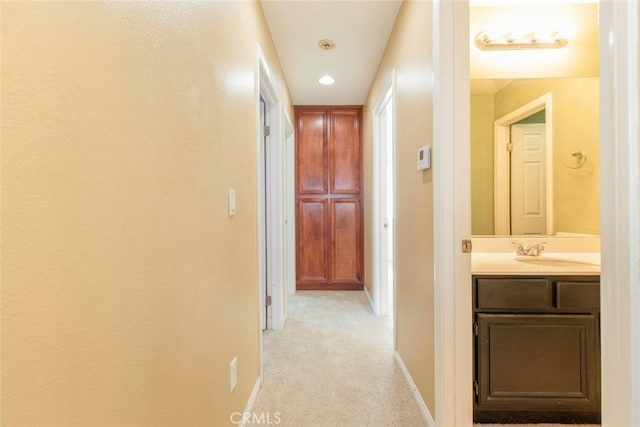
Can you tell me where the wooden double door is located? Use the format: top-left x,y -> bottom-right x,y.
295,106 -> 363,290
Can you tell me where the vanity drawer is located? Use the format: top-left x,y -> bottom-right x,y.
556,281 -> 600,311
477,278 -> 551,310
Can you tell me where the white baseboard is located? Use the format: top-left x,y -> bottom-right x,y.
394,351 -> 436,427
240,377 -> 262,427
363,285 -> 375,313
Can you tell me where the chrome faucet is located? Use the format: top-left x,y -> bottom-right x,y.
512,242 -> 546,256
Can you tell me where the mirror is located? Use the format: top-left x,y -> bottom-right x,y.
470,77 -> 600,236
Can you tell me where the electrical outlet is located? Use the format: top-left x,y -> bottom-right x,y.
230,356 -> 237,393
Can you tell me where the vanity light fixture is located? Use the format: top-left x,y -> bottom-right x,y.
474,31 -> 568,51
318,75 -> 335,85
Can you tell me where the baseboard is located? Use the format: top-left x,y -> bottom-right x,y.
363,285 -> 375,313
240,377 -> 262,427
394,351 -> 436,427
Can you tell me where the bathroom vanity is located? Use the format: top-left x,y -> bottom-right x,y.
472,249 -> 601,423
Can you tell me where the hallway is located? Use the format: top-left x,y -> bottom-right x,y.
2,1 -> 638,425
252,292 -> 425,426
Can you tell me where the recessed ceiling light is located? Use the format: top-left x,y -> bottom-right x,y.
318,75 -> 335,85
318,39 -> 336,50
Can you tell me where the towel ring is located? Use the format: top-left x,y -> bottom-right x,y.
563,151 -> 587,169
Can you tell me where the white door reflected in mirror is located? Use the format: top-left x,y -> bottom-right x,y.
511,123 -> 546,235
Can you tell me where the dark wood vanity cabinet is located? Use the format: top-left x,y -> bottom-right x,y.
473,275 -> 601,423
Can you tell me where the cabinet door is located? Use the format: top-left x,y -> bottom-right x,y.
295,107 -> 363,290
476,314 -> 599,412
330,199 -> 361,283
297,111 -> 327,194
330,110 -> 360,194
296,199 -> 329,284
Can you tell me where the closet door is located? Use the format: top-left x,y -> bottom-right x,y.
296,107 -> 363,290
296,110 -> 329,286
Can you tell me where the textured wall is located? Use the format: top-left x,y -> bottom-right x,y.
363,0 -> 435,414
1,2 -> 289,425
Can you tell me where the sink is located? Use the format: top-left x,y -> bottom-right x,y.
514,256 -> 600,268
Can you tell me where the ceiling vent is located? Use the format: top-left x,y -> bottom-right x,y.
318,39 -> 336,50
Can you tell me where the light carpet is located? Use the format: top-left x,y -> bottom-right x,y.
251,291 -> 426,426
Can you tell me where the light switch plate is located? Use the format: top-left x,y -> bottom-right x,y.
417,145 -> 431,170
228,189 -> 236,216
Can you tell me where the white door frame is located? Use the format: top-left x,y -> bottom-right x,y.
256,44 -> 285,340
284,113 -> 296,298
372,71 -> 397,325
258,94 -> 271,332
599,1 -> 640,425
435,1 -> 640,425
433,1 -> 472,425
494,94 -> 553,235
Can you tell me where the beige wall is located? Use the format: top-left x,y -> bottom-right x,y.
493,78 -> 600,235
363,0 -> 435,414
1,2 -> 290,425
470,95 -> 495,235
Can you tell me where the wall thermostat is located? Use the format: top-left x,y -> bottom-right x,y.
417,145 -> 431,170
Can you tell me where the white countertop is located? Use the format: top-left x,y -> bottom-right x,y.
472,252 -> 601,275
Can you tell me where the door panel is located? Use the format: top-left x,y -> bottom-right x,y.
296,199 -> 329,283
511,123 -> 546,235
330,110 -> 360,194
331,199 -> 361,282
297,111 -> 327,194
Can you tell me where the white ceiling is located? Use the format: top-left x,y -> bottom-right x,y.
260,0 -> 402,106
262,0 -> 597,103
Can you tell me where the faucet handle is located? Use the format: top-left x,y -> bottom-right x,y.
528,242 -> 546,256
511,242 -> 526,255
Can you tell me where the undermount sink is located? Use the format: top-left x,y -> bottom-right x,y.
514,256 -> 600,268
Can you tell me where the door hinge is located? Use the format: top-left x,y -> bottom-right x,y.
473,321 -> 479,336
462,239 -> 473,253
506,142 -> 513,152
266,295 -> 272,306
264,125 -> 271,136
474,380 -> 479,396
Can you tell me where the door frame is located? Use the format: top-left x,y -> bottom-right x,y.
434,1 -> 640,425
494,93 -> 553,235
598,1 -> 640,425
432,1 -> 472,425
258,94 -> 271,332
284,113 -> 296,298
372,70 -> 397,327
256,44 -> 285,338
